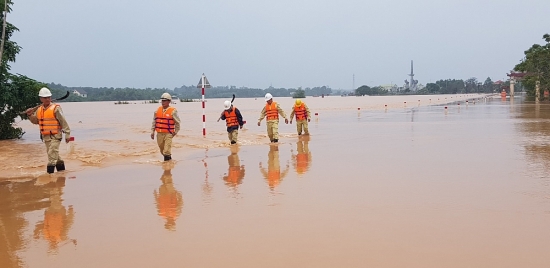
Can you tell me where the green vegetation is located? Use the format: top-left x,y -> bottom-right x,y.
47,83 -> 171,102
292,88 -> 305,98
355,86 -> 388,96
44,83 -> 333,102
174,85 -> 331,99
514,33 -> 550,98
1,1 -> 46,139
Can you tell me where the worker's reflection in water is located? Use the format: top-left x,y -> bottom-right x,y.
223,145 -> 245,191
291,135 -> 312,176
260,145 -> 290,190
33,175 -> 76,254
154,162 -> 183,231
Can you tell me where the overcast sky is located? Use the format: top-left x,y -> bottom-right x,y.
7,0 -> 550,90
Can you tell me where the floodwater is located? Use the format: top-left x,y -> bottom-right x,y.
1,94 -> 549,267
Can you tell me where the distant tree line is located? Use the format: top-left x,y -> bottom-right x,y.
174,85 -> 332,99
355,86 -> 389,96
425,77 -> 504,94
47,83 -> 171,102
45,83 -> 334,102
354,77 -> 507,96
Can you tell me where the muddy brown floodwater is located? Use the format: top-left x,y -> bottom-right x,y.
1,94 -> 549,267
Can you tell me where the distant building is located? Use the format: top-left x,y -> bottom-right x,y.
380,84 -> 399,93
72,89 -> 87,98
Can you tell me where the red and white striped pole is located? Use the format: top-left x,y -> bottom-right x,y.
197,73 -> 210,136
201,74 -> 206,136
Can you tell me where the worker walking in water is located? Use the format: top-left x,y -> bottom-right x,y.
257,93 -> 288,143
218,100 -> 244,145
26,87 -> 71,174
289,99 -> 311,135
151,93 -> 181,161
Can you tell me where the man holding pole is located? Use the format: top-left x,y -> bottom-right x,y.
218,100 -> 244,145
151,93 -> 180,161
26,87 -> 71,174
257,93 -> 288,143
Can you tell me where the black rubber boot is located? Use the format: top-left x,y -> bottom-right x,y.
163,155 -> 172,161
273,139 -> 278,143
47,165 -> 55,174
230,140 -> 236,145
56,161 -> 66,172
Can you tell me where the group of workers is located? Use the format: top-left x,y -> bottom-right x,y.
257,93 -> 311,142
25,88 -> 313,173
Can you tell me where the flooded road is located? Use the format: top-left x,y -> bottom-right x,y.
1,94 -> 550,267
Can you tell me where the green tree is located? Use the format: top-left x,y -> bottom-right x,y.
483,77 -> 494,93
355,85 -> 388,96
464,77 -> 478,93
426,83 -> 440,93
435,79 -> 464,94
292,88 -> 305,98
1,1 -> 45,139
355,85 -> 369,96
514,33 -> 550,97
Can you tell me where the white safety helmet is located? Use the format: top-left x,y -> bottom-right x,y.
160,93 -> 172,100
38,87 -> 52,97
224,100 -> 232,109
264,93 -> 273,101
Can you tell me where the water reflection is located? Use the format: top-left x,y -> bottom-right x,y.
153,162 -> 183,231
259,145 -> 290,190
33,175 -> 76,254
291,136 -> 312,176
222,145 -> 245,191
0,174 -> 76,268
201,149 -> 213,203
0,179 -> 47,268
515,103 -> 550,179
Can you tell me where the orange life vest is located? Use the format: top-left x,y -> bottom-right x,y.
37,104 -> 62,136
267,170 -> 281,188
224,107 -> 239,127
226,166 -> 242,185
296,153 -> 308,174
266,102 -> 279,120
157,190 -> 179,220
43,210 -> 64,244
294,103 -> 307,120
155,107 -> 175,133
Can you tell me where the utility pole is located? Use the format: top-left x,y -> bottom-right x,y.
0,0 -> 8,68
408,60 -> 415,91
